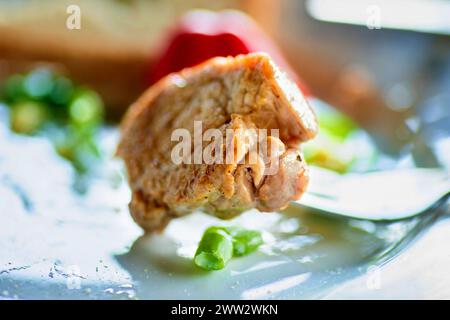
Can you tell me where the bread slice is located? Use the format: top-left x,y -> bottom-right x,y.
118,53 -> 317,232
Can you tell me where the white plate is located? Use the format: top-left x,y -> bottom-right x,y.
0,107 -> 429,300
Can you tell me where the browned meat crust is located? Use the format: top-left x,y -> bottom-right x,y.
118,53 -> 317,232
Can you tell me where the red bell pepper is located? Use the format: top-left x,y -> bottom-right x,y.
147,10 -> 309,95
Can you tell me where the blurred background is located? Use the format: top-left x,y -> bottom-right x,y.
0,0 -> 448,172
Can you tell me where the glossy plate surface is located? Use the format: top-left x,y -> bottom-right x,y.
0,105 -> 448,299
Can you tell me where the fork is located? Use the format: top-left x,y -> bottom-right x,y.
292,167 -> 450,221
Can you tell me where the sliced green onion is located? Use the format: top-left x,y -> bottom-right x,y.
3,74 -> 25,102
10,101 -> 48,134
215,226 -> 263,256
23,68 -> 54,100
69,89 -> 104,126
194,226 -> 264,271
1,68 -> 105,181
317,109 -> 357,141
194,228 -> 233,271
49,76 -> 74,105
303,132 -> 354,174
229,229 -> 263,256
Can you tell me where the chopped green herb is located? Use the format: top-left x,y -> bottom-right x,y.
317,108 -> 357,141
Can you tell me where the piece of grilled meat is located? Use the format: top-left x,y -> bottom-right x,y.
118,53 -> 317,232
